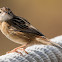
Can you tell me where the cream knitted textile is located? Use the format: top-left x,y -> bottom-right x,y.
0,35 -> 62,62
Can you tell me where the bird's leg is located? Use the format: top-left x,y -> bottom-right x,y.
7,44 -> 28,55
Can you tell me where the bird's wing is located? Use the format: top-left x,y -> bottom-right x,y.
8,16 -> 44,36
8,16 -> 62,49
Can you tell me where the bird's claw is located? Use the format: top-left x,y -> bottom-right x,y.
6,47 -> 28,55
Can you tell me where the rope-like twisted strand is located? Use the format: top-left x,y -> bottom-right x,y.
0,35 -> 62,62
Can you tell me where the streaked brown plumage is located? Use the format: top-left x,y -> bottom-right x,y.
0,7 -> 62,54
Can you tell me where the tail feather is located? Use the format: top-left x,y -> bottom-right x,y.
45,37 -> 62,49
49,39 -> 62,49
37,36 -> 62,49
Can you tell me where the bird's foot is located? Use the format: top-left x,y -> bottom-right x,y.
6,46 -> 28,55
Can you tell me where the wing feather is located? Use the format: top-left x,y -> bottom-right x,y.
8,16 -> 44,36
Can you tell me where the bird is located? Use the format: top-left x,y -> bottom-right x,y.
0,7 -> 62,54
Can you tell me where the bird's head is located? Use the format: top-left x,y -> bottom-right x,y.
0,7 -> 14,22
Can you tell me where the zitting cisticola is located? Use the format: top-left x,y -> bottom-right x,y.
0,7 -> 61,54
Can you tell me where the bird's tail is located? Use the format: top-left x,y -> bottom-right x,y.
46,38 -> 62,49
36,36 -> 62,49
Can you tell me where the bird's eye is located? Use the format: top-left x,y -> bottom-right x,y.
0,12 -> 1,13
9,11 -> 12,13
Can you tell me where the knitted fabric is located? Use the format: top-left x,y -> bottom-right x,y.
0,35 -> 62,62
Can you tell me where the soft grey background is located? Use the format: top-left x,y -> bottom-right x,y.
0,0 -> 62,55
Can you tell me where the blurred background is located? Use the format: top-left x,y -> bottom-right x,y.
0,0 -> 62,55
